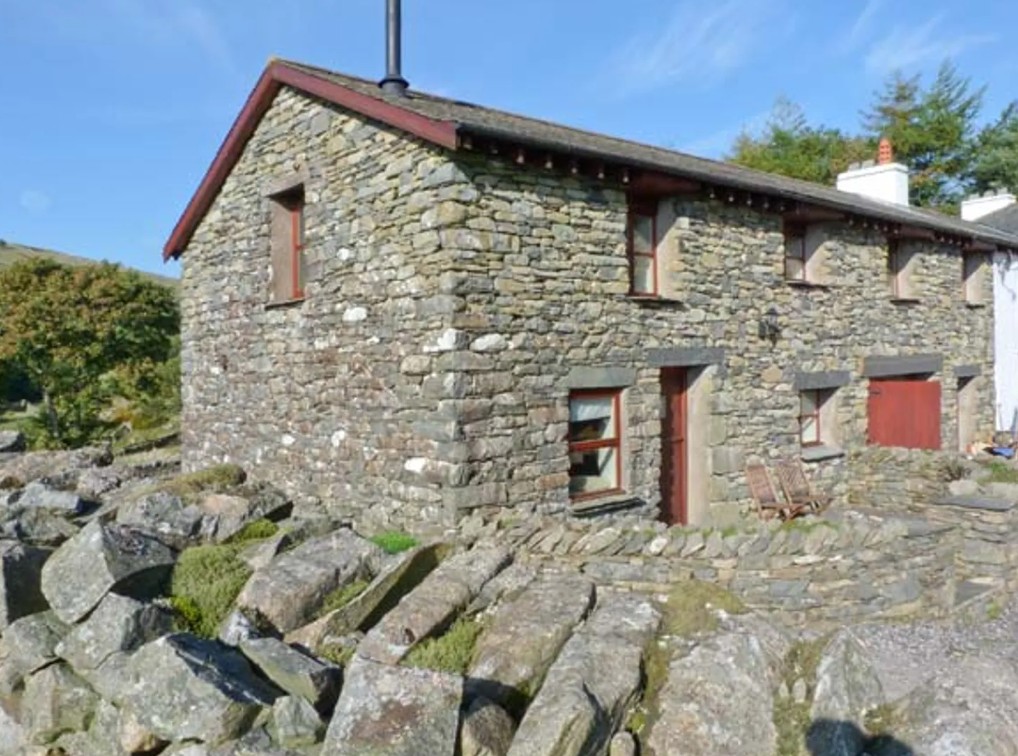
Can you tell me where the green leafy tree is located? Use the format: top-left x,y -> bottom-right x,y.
970,102 -> 1018,195
728,98 -> 875,185
0,259 -> 179,448
862,61 -> 984,209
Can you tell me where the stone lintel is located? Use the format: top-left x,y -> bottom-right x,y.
263,171 -> 308,198
563,366 -> 637,390
862,354 -> 942,378
646,346 -> 724,368
953,364 -> 981,379
794,370 -> 851,391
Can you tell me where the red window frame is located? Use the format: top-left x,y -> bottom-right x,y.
888,240 -> 903,298
288,198 -> 305,300
567,389 -> 623,501
784,223 -> 807,281
627,206 -> 658,296
799,390 -> 822,447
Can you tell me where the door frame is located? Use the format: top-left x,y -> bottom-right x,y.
661,367 -> 688,525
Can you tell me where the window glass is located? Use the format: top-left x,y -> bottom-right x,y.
631,215 -> 654,254
568,392 -> 622,499
569,447 -> 618,495
632,256 -> 655,295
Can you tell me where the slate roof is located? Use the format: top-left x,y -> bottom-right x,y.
165,60 -> 1018,258
978,204 -> 1018,236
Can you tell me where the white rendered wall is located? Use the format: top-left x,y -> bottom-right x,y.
995,251 -> 1018,431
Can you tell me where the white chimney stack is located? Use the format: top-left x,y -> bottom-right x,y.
960,189 -> 1017,222
836,138 -> 910,207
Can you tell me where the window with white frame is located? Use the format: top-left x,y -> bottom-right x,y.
568,390 -> 622,499
799,388 -> 839,449
628,206 -> 657,296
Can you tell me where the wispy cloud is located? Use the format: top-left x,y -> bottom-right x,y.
839,0 -> 882,53
605,0 -> 793,96
19,190 -> 52,215
864,14 -> 996,75
678,109 -> 773,158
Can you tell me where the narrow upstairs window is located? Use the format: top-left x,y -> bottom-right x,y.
270,186 -> 307,303
628,205 -> 658,296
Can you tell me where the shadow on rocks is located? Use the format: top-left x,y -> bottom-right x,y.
806,719 -> 914,756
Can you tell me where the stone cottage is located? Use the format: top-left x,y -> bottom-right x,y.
164,59 -> 1018,528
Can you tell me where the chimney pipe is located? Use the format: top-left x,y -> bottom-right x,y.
379,0 -> 409,96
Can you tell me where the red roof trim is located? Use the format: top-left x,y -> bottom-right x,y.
163,62 -> 459,260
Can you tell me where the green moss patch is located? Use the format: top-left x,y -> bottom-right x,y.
314,579 -> 369,621
369,531 -> 419,555
403,615 -> 487,675
225,519 -> 279,544
169,542 -> 253,638
985,461 -> 1018,484
142,464 -> 247,502
773,636 -> 830,756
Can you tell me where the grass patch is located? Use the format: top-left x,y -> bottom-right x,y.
142,464 -> 246,502
987,599 -> 1004,621
773,636 -> 829,756
985,461 -> 1018,484
314,579 -> 369,621
370,531 -> 419,555
170,542 -> 253,638
225,519 -> 279,544
318,642 -> 357,667
403,614 -> 487,675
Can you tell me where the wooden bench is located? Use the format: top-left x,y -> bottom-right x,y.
745,463 -> 807,520
774,458 -> 832,514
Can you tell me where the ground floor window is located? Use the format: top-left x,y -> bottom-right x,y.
799,388 -> 840,449
568,390 -> 622,499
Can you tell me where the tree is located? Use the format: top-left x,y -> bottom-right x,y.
862,61 -> 984,209
728,98 -> 874,185
0,259 -> 179,448
970,102 -> 1018,195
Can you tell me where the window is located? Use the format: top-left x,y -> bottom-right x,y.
799,388 -> 840,451
269,187 -> 307,302
888,240 -> 916,299
963,253 -> 986,305
568,391 -> 622,499
784,223 -> 807,281
628,206 -> 657,296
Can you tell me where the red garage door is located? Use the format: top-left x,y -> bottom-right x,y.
868,378 -> 941,450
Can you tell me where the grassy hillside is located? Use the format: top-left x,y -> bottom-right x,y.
0,239 -> 178,289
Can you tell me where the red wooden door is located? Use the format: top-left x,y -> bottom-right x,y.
868,378 -> 942,450
661,369 -> 688,525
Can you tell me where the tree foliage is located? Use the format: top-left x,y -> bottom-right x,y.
0,259 -> 179,448
727,60 -> 1008,214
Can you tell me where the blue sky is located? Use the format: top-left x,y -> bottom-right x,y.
1,0 -> 1015,275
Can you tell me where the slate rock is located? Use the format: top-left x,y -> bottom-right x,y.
0,431 -> 24,454
358,544 -> 511,664
468,570 -> 594,710
56,592 -> 173,673
808,629 -> 886,756
221,608 -> 264,647
645,614 -> 789,756
270,695 -> 326,748
0,704 -> 27,754
608,732 -> 638,756
507,593 -> 660,756
199,486 -> 292,543
22,662 -> 100,745
0,611 -> 68,694
236,529 -> 382,633
116,491 -> 204,549
0,540 -> 51,630
322,656 -> 463,755
76,466 -> 125,501
0,445 -> 112,489
0,506 -> 80,546
119,633 -> 281,746
460,696 -> 515,756
16,481 -> 89,515
40,520 -> 176,624
240,637 -> 341,713
286,542 -> 447,650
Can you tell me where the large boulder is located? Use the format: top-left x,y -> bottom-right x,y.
118,633 -> 281,746
468,569 -> 594,711
239,637 -> 341,713
197,484 -> 291,543
115,491 -> 204,549
0,445 -> 112,489
358,544 -> 511,665
883,654 -> 1018,756
0,506 -> 80,546
0,540 -> 51,630
236,529 -> 382,633
40,520 -> 176,624
269,695 -> 326,749
14,480 -> 89,516
56,592 -> 173,673
0,611 -> 68,694
507,593 -> 660,756
460,696 -> 516,756
645,614 -> 789,756
807,629 -> 886,756
322,656 -> 463,755
22,662 -> 100,745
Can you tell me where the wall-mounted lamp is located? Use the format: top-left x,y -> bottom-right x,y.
758,306 -> 780,345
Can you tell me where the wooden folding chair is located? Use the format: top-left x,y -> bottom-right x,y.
745,463 -> 805,520
774,458 -> 832,514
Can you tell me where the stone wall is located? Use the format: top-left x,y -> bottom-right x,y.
180,86 -> 995,527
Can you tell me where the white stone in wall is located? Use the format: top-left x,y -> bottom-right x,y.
338,247 -> 353,262
404,458 -> 428,475
281,434 -> 296,447
424,328 -> 467,353
342,307 -> 367,323
470,334 -> 508,352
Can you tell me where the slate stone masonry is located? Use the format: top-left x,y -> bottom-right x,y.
180,86 -> 995,527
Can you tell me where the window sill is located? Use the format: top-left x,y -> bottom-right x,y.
889,297 -> 921,305
964,301 -> 987,309
786,279 -> 829,290
802,444 -> 845,463
570,491 -> 643,515
265,298 -> 306,310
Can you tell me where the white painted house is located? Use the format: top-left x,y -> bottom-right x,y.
962,191 -> 1018,432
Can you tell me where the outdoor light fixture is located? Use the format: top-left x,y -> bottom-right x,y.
759,306 -> 780,345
